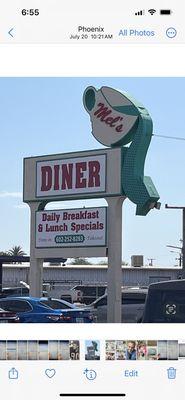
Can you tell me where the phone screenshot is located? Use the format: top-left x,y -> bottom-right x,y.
0,0 -> 185,399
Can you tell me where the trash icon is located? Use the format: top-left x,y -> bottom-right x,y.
167,367 -> 176,379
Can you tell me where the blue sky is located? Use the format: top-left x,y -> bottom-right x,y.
0,77 -> 184,266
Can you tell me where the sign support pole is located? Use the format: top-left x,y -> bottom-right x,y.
29,202 -> 44,297
0,262 -> 2,292
106,196 -> 125,323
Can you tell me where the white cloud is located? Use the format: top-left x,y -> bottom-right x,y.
0,191 -> 22,198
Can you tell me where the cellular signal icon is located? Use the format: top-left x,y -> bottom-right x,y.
135,10 -> 145,15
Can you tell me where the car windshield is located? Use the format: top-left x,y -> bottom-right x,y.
91,292 -> 147,307
0,300 -> 32,312
1,288 -> 29,295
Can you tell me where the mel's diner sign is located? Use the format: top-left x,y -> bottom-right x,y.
23,85 -> 160,253
83,86 -> 139,147
36,154 -> 106,197
36,207 -> 107,248
23,85 -> 160,313
23,148 -> 123,202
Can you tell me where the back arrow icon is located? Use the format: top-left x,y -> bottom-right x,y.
8,28 -> 14,37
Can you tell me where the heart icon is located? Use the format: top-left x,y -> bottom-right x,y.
45,369 -> 56,378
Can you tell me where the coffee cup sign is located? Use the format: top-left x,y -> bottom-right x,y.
83,85 -> 160,216
83,86 -> 140,147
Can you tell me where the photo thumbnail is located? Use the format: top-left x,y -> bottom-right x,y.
105,340 -> 181,360
0,340 -> 80,360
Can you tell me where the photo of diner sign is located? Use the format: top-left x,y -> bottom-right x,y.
36,207 -> 107,248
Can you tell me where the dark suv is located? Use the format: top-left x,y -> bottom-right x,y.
142,279 -> 185,323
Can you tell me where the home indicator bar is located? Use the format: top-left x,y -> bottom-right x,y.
59,395 -> 126,398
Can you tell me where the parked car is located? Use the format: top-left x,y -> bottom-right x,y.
60,288 -> 79,303
142,279 -> 185,323
88,288 -> 147,322
0,287 -> 29,298
0,307 -> 20,323
0,287 -> 47,298
71,285 -> 107,304
0,297 -> 95,323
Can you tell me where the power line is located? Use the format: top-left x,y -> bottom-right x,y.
153,133 -> 185,141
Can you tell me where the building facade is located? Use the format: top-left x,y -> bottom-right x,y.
2,264 -> 182,288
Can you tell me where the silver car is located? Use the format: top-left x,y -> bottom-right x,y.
88,288 -> 148,323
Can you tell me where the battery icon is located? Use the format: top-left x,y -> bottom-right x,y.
160,9 -> 172,15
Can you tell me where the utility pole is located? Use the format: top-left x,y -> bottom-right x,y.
147,258 -> 156,266
165,204 -> 185,278
169,250 -> 182,267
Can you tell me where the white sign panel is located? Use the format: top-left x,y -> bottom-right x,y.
23,148 -> 123,202
36,207 -> 107,248
83,86 -> 138,147
36,154 -> 106,198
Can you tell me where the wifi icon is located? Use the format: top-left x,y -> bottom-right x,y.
148,9 -> 156,15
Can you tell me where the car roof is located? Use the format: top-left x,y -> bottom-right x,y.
1,287 -> 28,291
0,296 -> 44,301
148,279 -> 185,290
73,284 -> 107,288
0,296 -> 73,304
90,288 -> 147,305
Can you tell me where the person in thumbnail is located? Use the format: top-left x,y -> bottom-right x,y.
137,342 -> 147,359
125,341 -> 137,360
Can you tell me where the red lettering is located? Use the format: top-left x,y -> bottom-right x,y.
40,158 -> 103,194
75,162 -> 87,188
94,103 -> 124,134
88,161 -> 100,187
54,165 -> 59,190
94,103 -> 112,121
116,124 -> 123,132
110,117 -> 122,127
104,117 -> 114,124
61,164 -> 73,189
41,166 -> 52,191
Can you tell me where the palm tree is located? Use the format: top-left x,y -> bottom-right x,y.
8,246 -> 26,257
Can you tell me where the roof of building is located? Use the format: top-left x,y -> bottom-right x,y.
1,263 -> 182,271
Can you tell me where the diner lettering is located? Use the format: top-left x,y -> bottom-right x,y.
40,160 -> 101,192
